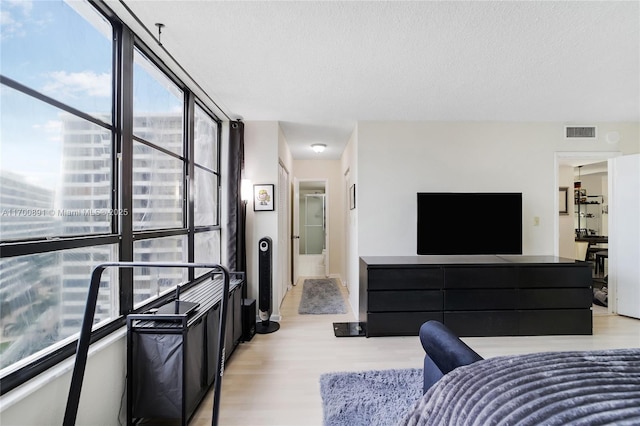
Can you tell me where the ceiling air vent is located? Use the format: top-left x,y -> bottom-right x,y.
565,126 -> 597,139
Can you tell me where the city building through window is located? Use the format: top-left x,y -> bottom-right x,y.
0,0 -> 222,392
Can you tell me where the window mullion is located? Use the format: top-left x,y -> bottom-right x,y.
118,26 -> 135,315
186,93 -> 196,281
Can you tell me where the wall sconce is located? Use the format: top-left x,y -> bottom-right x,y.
241,179 -> 252,202
311,143 -> 326,153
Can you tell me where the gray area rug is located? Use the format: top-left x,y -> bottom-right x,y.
320,368 -> 423,426
298,278 -> 347,314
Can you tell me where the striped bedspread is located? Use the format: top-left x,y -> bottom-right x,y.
402,348 -> 640,425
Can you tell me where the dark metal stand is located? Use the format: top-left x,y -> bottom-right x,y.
62,262 -> 230,426
255,320 -> 280,334
333,322 -> 366,337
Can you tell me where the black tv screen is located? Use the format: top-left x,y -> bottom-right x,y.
417,192 -> 522,255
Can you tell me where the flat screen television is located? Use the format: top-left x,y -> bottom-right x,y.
417,192 -> 522,255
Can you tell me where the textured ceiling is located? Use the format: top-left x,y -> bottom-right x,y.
108,0 -> 639,159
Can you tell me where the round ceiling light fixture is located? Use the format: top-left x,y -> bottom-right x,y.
311,143 -> 327,153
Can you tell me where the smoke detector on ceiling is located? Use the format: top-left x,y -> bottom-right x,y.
605,131 -> 621,144
564,125 -> 597,140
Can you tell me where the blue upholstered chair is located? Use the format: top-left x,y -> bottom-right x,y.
419,320 -> 484,393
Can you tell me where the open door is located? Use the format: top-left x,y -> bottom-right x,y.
609,154 -> 640,319
292,177 -> 300,284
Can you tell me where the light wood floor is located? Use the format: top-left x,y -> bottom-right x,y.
190,278 -> 640,426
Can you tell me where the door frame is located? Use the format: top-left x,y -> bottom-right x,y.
292,178 -> 329,283
344,168 -> 352,291
278,162 -> 291,303
554,151 -> 621,313
554,151 -> 621,254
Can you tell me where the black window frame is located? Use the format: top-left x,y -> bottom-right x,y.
0,0 -> 223,395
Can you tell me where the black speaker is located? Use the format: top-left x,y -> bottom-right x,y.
258,237 -> 272,315
256,237 -> 279,334
241,298 -> 256,341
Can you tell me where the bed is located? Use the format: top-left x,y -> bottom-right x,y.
402,348 -> 640,425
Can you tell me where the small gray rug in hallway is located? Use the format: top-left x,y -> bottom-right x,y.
298,278 -> 347,314
320,368 -> 423,426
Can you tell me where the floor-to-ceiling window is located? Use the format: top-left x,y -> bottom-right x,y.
0,0 -> 221,393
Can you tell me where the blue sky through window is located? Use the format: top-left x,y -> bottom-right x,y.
1,0 -> 184,190
1,0 -> 112,190
1,0 -> 113,114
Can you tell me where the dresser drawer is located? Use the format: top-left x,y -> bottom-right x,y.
518,288 -> 592,309
368,267 -> 443,290
518,266 -> 591,288
444,267 -> 517,289
519,309 -> 592,335
444,289 -> 517,310
369,290 -> 442,312
367,312 -> 443,336
444,310 -> 519,337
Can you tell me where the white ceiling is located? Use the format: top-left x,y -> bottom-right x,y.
108,0 -> 639,159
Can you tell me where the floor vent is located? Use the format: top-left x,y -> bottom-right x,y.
565,126 -> 597,139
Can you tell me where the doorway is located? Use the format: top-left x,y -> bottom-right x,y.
555,151 -> 620,314
556,152 -> 619,255
293,179 -> 329,280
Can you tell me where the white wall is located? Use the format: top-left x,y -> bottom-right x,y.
278,125 -> 294,299
341,126 -> 359,316
358,122 -> 551,255
279,125 -> 294,175
243,121 -> 292,319
356,121 -> 639,257
0,333 -> 126,426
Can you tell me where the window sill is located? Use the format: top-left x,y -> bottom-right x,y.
0,327 -> 126,412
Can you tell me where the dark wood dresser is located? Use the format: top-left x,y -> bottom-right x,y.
359,255 -> 592,337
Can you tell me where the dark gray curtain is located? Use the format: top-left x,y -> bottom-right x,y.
226,121 -> 245,278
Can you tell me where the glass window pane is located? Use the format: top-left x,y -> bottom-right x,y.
194,231 -> 221,278
194,168 -> 217,227
0,86 -> 113,240
194,105 -> 217,171
133,236 -> 188,307
0,0 -> 113,120
133,49 -> 184,155
0,245 -> 118,373
132,142 -> 184,230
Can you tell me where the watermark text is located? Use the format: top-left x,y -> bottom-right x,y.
1,208 -> 129,217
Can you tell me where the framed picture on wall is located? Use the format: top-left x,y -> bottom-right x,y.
349,184 -> 356,210
254,184 -> 275,211
559,187 -> 569,215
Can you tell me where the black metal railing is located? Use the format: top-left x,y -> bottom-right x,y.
62,262 -> 230,426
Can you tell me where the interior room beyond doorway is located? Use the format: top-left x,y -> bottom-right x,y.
297,180 -> 328,277
557,154 -> 615,315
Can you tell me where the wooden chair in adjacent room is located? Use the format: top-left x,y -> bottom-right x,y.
575,241 -> 589,262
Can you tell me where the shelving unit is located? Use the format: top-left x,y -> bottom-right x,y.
575,195 -> 604,237
126,273 -> 244,425
63,263 -> 236,426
